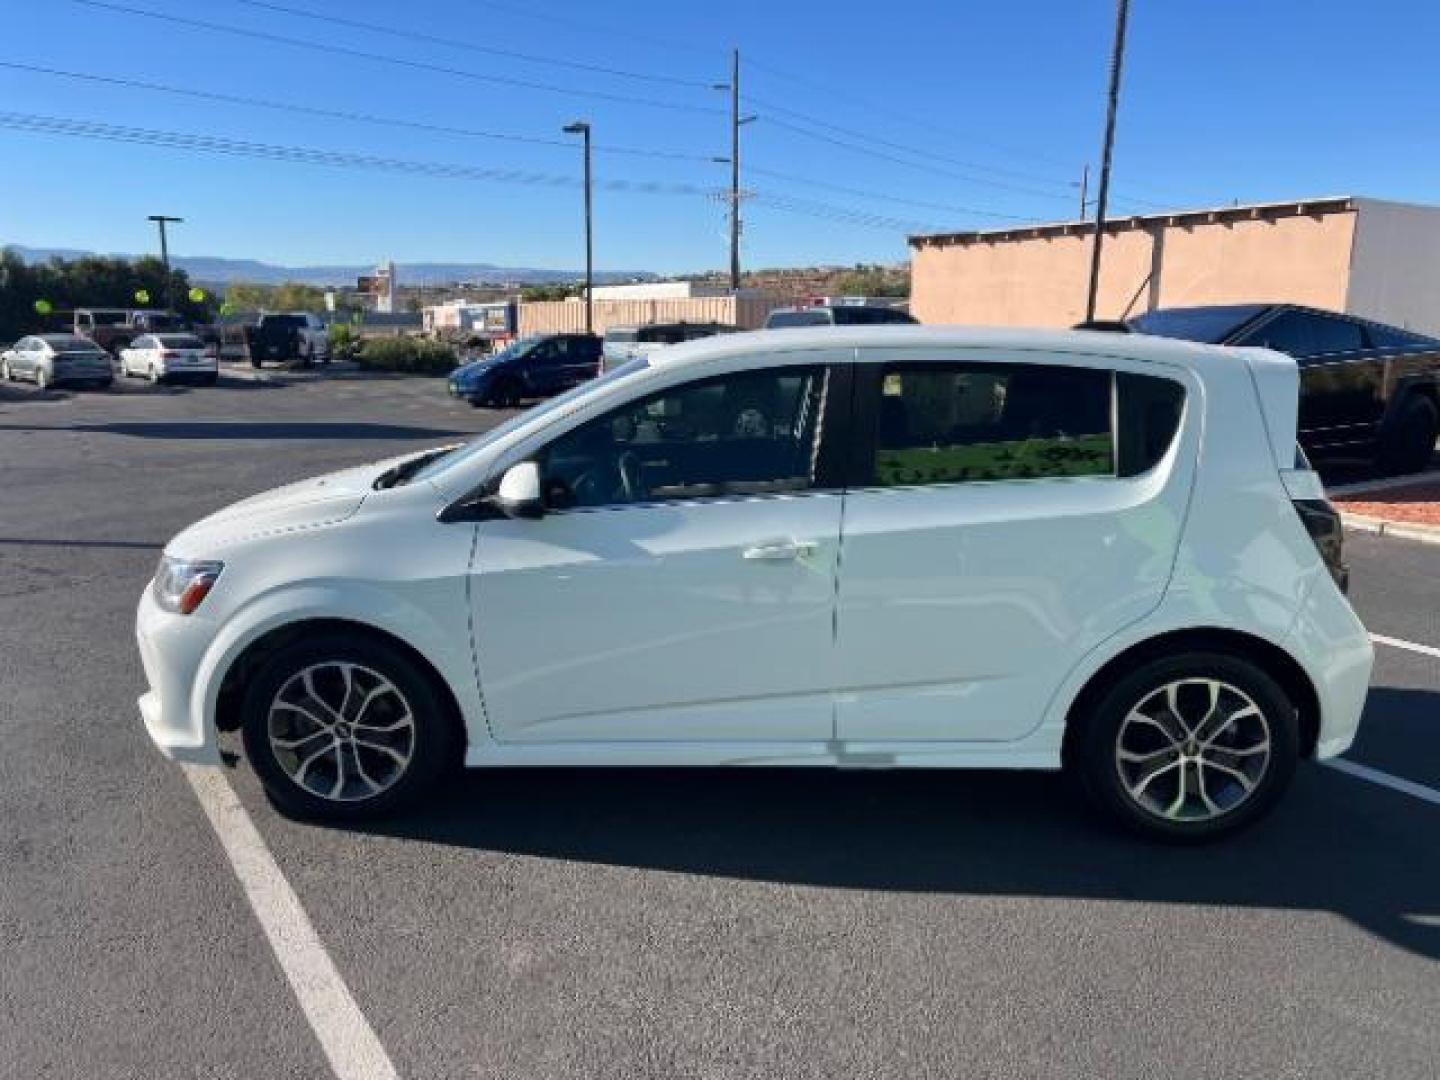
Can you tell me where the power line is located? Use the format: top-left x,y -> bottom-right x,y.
232,0 -> 714,88
743,55 -> 1079,171
0,109 -> 968,235
0,110 -> 712,194
745,94 -> 1082,192
747,165 -> 1034,222
0,61 -> 717,163
69,0 -> 724,116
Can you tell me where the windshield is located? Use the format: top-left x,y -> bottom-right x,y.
604,329 -> 638,344
767,310 -> 832,328
413,357 -> 650,485
1129,305 -> 1269,344
486,336 -> 544,362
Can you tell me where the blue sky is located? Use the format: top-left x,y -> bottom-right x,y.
2,0 -> 1437,275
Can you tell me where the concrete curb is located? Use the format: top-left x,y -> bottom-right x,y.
1341,512 -> 1440,546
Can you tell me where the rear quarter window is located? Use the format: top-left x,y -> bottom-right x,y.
866,362 -> 1184,486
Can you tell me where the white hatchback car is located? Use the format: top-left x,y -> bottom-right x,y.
137,326 -> 1373,840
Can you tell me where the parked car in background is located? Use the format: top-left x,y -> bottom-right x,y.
1127,304 -> 1440,474
139,326 -> 1371,840
118,333 -> 218,385
601,321 -> 740,372
73,308 -> 186,356
1,334 -> 113,390
244,312 -> 330,367
447,333 -> 601,407
765,304 -> 916,329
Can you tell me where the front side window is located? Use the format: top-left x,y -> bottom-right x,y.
541,365 -> 828,509
866,362 -> 1183,487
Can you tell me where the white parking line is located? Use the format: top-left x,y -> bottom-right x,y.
1325,758 -> 1440,807
183,765 -> 399,1080
1370,632 -> 1440,660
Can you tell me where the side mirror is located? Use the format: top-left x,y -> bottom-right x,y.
491,461 -> 544,519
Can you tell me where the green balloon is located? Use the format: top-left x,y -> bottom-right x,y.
135,289 -> 151,305
188,287 -> 206,303
33,299 -> 53,315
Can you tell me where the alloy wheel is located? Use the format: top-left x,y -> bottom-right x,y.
1114,678 -> 1272,822
266,661 -> 417,802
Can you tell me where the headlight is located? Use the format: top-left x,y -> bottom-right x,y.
152,556 -> 224,615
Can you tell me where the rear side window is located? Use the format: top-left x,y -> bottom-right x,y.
865,363 -> 1184,487
1241,311 -> 1362,358
767,310 -> 832,328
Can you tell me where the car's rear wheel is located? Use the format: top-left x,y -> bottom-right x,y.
240,633 -> 459,820
1378,393 -> 1439,475
34,367 -> 49,390
1,359 -> 11,381
1069,652 -> 1299,842
147,365 -> 162,385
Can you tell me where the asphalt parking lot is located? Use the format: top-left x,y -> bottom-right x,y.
2,371 -> 1437,1080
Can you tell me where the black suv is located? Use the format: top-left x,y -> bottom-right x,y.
1128,304 -> 1440,474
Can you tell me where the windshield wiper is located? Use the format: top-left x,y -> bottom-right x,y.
373,446 -> 459,490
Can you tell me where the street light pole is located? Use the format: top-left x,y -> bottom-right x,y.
562,121 -> 593,335
1084,0 -> 1130,323
147,214 -> 183,311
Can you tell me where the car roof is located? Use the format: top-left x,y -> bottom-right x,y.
643,323 -> 1281,375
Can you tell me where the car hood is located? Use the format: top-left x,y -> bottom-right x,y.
166,450 -> 424,555
451,358 -> 501,380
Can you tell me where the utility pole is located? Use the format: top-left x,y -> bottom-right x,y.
147,214 -> 183,311
562,120 -> 593,334
717,50 -> 756,292
1084,0 -> 1130,324
1078,164 -> 1090,218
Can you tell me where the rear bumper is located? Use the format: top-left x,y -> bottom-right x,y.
1286,574 -> 1374,759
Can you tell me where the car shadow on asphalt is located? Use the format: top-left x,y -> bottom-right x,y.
344,686 -> 1440,961
0,421 -> 468,440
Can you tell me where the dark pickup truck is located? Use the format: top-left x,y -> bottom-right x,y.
72,308 -> 186,354
1127,304 -> 1440,474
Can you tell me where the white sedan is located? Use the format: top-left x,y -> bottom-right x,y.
135,325 -> 1373,840
118,333 -> 218,385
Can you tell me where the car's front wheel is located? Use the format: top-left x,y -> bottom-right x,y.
240,633 -> 459,820
1069,652 -> 1299,842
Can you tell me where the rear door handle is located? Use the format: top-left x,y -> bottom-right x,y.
743,539 -> 817,561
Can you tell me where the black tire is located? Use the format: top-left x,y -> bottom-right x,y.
201,373 -> 219,387
239,632 -> 460,821
1068,651 -> 1299,842
250,354 -> 263,369
490,377 -> 523,408
95,379 -> 114,391
1378,393 -> 1439,475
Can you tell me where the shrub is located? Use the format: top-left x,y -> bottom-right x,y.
327,322 -> 363,361
354,336 -> 457,375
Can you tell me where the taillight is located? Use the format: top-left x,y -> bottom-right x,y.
1292,498 -> 1348,593
162,350 -> 180,359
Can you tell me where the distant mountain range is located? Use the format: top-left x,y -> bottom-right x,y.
5,245 -> 654,288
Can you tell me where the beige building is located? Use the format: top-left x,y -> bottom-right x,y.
909,196 -> 1440,336
518,295 -> 784,337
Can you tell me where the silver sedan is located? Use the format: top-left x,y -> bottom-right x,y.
0,334 -> 114,390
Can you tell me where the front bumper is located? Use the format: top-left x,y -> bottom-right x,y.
135,585 -> 224,765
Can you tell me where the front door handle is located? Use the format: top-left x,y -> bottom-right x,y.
743,539 -> 817,561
